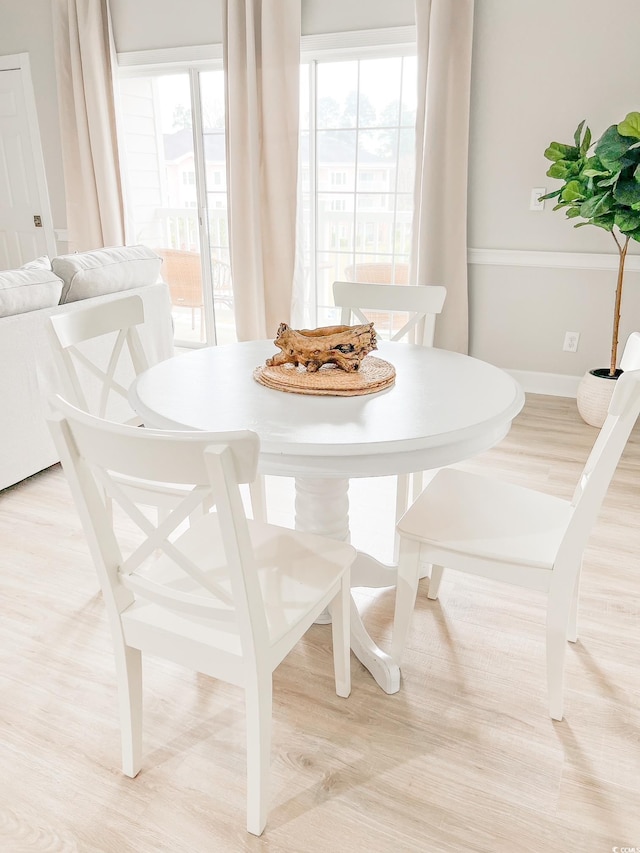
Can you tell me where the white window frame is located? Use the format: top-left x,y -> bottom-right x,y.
116,49 -> 224,345
299,27 -> 417,327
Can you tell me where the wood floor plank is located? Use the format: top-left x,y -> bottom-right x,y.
1,393 -> 639,851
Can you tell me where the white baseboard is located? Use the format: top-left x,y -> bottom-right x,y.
506,369 -> 580,398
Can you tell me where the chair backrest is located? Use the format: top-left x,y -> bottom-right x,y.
344,261 -> 409,284
157,249 -> 204,308
47,394 -> 265,649
564,332 -> 640,560
333,280 -> 447,346
47,294 -> 150,425
158,249 -> 233,307
211,257 -> 234,306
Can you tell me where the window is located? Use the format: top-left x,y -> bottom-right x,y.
116,34 -> 417,342
298,52 -> 417,327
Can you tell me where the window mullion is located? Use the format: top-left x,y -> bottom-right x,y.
190,67 -> 216,345
309,59 -> 318,329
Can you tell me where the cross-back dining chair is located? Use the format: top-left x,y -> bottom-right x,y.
47,394 -> 353,836
391,331 -> 640,721
46,292 -> 266,521
47,293 -> 152,426
332,280 -> 447,547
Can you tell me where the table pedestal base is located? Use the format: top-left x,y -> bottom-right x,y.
294,476 -> 400,695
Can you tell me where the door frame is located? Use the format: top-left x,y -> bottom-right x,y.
0,52 -> 57,259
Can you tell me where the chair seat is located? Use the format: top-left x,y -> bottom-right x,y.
122,513 -> 353,666
397,467 -> 573,569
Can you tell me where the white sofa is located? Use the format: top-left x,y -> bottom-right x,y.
0,246 -> 174,491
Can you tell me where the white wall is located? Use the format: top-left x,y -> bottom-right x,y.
0,0 -> 65,234
110,0 -> 223,53
109,0 -> 416,51
468,0 -> 640,379
1,0 -> 639,382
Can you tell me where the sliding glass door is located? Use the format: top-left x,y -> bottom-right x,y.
118,68 -> 235,347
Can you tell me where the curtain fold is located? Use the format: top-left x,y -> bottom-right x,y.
53,0 -> 124,252
223,0 -> 300,341
411,0 -> 475,353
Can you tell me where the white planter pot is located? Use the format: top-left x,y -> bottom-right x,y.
576,368 -> 621,427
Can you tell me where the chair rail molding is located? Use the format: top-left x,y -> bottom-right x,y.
468,248 -> 640,272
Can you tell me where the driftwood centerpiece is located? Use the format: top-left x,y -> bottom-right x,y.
266,322 -> 377,373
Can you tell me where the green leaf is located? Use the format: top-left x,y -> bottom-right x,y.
614,210 -> 640,232
547,160 -> 580,180
635,162 -> 640,182
580,192 -> 613,219
581,125 -> 592,155
626,227 -> 640,245
565,207 -> 582,219
595,173 -> 620,187
544,142 -> 580,162
573,120 -> 585,147
618,111 -> 640,140
596,124 -> 636,169
561,180 -> 584,202
613,179 -> 640,206
590,213 -> 615,231
538,188 -> 562,201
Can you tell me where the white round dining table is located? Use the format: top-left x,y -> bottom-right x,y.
129,339 -> 525,694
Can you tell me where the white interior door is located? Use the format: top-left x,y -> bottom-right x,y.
0,53 -> 56,269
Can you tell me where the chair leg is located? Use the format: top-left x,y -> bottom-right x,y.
411,470 -> 424,503
546,583 -> 574,721
567,566 -> 581,643
244,673 -> 272,836
114,643 -> 143,777
394,474 -> 410,563
427,565 -> 444,600
329,576 -> 351,698
391,538 -> 421,664
249,475 -> 267,523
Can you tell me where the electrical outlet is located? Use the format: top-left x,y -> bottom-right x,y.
530,187 -> 546,211
563,331 -> 580,352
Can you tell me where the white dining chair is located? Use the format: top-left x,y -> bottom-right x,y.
46,293 -> 266,521
332,280 -> 447,547
391,331 -> 640,721
47,394 -> 353,836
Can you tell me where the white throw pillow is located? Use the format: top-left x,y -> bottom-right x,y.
20,255 -> 52,271
0,268 -> 64,317
53,245 -> 162,304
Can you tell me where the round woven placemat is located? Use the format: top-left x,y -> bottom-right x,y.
253,355 -> 395,396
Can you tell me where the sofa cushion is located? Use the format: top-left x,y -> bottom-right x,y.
0,268 -> 64,317
53,245 -> 162,304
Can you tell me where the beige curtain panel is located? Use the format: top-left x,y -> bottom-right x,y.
53,0 -> 125,252
223,0 -> 301,341
411,0 -> 475,354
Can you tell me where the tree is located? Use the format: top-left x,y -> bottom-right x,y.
172,104 -> 192,130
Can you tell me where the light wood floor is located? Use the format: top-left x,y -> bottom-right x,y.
1,394 -> 639,852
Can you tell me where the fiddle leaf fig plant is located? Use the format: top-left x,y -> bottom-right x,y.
541,111 -> 640,375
